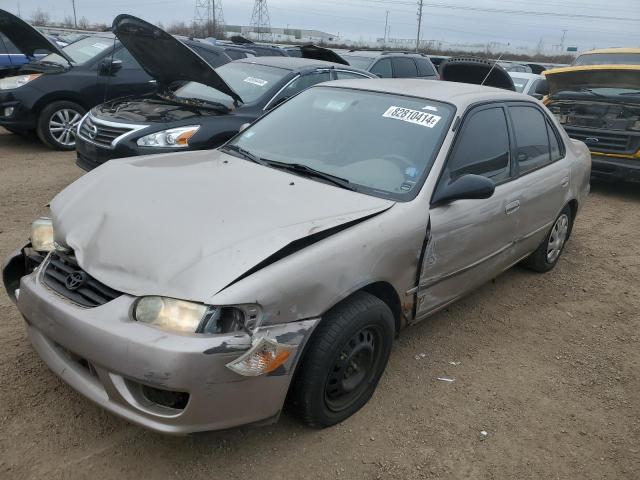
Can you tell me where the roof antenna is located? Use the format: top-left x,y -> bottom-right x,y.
481,53 -> 504,87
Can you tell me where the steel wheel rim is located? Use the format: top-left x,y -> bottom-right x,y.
49,109 -> 82,147
324,325 -> 382,412
547,213 -> 569,263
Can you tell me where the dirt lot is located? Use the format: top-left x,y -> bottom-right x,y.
0,127 -> 638,480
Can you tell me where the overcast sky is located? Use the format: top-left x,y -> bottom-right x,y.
4,0 -> 640,51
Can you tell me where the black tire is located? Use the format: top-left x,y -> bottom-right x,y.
36,101 -> 85,150
289,291 -> 394,428
523,205 -> 572,273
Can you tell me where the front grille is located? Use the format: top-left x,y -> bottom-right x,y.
79,115 -> 134,148
564,126 -> 640,155
42,252 -> 122,308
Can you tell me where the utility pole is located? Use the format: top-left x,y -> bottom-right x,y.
250,0 -> 272,41
416,0 -> 424,52
71,0 -> 77,29
383,10 -> 389,48
560,29 -> 568,52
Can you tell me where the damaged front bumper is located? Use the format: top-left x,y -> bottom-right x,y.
3,248 -> 318,434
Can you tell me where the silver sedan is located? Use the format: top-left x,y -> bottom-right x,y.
3,79 -> 590,434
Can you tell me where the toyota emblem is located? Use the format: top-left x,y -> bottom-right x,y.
65,271 -> 87,291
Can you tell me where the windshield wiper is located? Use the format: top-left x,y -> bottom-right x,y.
220,144 -> 266,165
261,160 -> 357,191
159,92 -> 229,112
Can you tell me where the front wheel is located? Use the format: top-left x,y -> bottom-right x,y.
36,101 -> 85,150
289,291 -> 394,428
523,206 -> 572,272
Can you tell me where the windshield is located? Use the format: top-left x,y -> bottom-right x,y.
227,86 -> 454,200
174,62 -> 289,106
342,55 -> 374,70
40,36 -> 114,66
510,76 -> 529,92
573,53 -> 640,66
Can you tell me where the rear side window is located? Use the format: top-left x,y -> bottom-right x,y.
370,58 -> 392,78
448,107 -> 511,182
547,121 -> 564,161
392,57 -> 418,78
415,57 -> 436,77
509,106 -> 552,174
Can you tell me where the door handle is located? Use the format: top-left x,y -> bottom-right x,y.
561,176 -> 569,188
505,200 -> 520,215
148,79 -> 157,83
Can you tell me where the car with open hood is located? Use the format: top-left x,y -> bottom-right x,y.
0,9 -> 232,149
3,79 -> 590,434
543,49 -> 640,182
75,15 -> 375,171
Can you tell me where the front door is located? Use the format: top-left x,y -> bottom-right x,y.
415,104 -> 521,319
99,47 -> 155,101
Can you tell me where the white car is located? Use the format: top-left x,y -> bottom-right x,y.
509,72 -> 545,97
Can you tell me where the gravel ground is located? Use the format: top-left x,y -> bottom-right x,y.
1,127 -> 639,479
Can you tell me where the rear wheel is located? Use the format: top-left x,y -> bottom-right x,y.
290,291 -> 394,428
523,206 -> 572,272
36,101 -> 85,150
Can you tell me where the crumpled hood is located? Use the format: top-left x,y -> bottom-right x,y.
50,150 -> 393,302
545,65 -> 640,97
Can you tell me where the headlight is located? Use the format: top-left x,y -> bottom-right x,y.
133,296 -> 261,334
0,74 -> 42,91
136,125 -> 200,148
30,217 -> 55,252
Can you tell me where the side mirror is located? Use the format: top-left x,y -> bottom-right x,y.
99,59 -> 123,75
431,174 -> 495,206
239,123 -> 251,132
534,78 -> 549,96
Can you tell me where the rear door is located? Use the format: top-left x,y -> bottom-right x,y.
416,103 -> 521,318
506,103 -> 571,257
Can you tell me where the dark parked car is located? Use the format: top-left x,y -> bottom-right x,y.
0,9 -> 231,150
0,32 -> 30,77
76,15 -> 375,171
341,51 -> 438,79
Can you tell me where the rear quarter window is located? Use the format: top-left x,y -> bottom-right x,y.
415,57 -> 436,77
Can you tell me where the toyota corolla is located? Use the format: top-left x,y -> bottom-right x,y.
3,79 -> 590,434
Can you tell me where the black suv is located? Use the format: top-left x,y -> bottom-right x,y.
0,9 -> 231,150
341,51 -> 438,79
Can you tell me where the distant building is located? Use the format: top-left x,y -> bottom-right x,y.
224,25 -> 337,44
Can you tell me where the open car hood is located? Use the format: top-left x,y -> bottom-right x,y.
112,14 -> 242,104
440,57 -> 515,91
0,9 -> 71,61
545,65 -> 640,97
298,44 -> 349,65
49,150 -> 393,303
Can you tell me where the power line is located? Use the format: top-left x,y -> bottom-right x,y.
250,0 -> 272,41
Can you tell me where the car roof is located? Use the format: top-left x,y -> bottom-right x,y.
343,51 -> 425,59
318,78 -> 533,107
235,56 -> 361,70
581,48 -> 640,55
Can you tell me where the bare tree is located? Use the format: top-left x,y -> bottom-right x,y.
62,15 -> 74,28
30,8 -> 50,26
78,16 -> 90,30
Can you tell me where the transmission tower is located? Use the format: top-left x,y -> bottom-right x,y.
194,0 -> 225,38
250,0 -> 272,41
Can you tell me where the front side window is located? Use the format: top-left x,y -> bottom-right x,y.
111,48 -> 141,68
192,46 -> 226,68
392,57 -> 418,78
448,107 -> 511,182
228,86 -> 455,200
370,58 -> 392,78
175,62 -> 290,106
415,57 -> 436,77
509,106 -> 552,174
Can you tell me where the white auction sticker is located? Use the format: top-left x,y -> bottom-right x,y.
244,76 -> 268,87
382,106 -> 441,128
